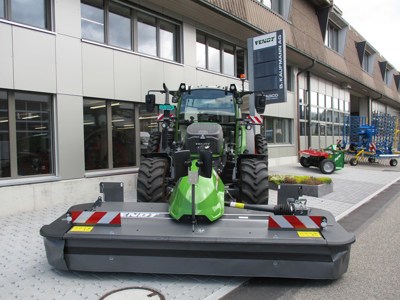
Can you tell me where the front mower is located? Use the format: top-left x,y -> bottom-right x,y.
40,83 -> 355,280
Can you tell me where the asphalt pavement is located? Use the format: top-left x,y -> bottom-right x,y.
0,161 -> 399,300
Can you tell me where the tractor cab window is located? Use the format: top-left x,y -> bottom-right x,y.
179,89 -> 236,124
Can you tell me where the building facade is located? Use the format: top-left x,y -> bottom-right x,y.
0,0 -> 399,215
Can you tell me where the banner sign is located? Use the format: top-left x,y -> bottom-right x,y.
248,30 -> 287,104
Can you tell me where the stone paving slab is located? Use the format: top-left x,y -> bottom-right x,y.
0,163 -> 399,300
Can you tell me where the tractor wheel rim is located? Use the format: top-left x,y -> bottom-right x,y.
325,163 -> 334,172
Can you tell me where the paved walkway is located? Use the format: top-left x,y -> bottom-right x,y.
0,163 -> 399,300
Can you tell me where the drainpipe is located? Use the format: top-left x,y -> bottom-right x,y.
296,60 -> 315,160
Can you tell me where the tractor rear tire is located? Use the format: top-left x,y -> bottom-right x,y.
300,156 -> 311,168
320,159 -> 335,174
147,132 -> 161,153
137,157 -> 169,202
239,158 -> 269,204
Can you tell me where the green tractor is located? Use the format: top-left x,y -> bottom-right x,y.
137,83 -> 269,223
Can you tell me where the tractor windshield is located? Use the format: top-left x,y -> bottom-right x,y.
178,89 -> 236,124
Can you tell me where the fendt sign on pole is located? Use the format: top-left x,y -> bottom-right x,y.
248,30 -> 287,105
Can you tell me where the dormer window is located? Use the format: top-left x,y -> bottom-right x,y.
256,0 -> 292,20
325,22 -> 339,51
319,5 -> 348,54
363,51 -> 371,72
379,62 -> 394,86
356,41 -> 376,75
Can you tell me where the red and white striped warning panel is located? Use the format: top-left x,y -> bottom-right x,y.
247,115 -> 263,124
157,114 -> 174,121
368,142 -> 376,152
268,215 -> 324,230
70,211 -> 121,226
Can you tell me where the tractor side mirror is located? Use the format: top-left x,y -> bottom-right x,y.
174,150 -> 191,181
145,94 -> 156,112
255,95 -> 266,114
198,150 -> 213,179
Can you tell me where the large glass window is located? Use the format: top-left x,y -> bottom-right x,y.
196,33 -> 206,69
137,13 -> 156,56
83,99 -> 136,171
0,92 -> 9,178
83,99 -> 108,170
236,48 -> 245,76
196,31 -> 247,78
112,101 -> 135,167
160,21 -> 177,61
109,2 -> 131,49
81,0 -> 181,62
208,38 -> 221,73
15,93 -> 52,176
1,0 -> 51,29
264,117 -> 292,144
0,0 -> 4,18
223,44 -> 235,76
81,0 -> 104,43
1,90 -> 54,179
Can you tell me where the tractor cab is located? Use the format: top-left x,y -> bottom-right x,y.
177,88 -> 237,159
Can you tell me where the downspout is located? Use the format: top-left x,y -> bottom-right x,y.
296,60 -> 315,160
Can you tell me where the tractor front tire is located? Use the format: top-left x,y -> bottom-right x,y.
319,159 -> 335,174
147,132 -> 161,153
300,156 -> 311,168
239,158 -> 269,204
349,158 -> 358,166
255,134 -> 268,156
137,157 -> 169,202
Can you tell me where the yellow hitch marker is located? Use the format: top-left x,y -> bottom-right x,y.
70,226 -> 94,233
297,231 -> 321,238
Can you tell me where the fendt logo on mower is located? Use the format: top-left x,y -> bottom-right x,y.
121,212 -> 161,218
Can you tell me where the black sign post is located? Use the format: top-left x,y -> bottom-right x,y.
248,30 -> 287,114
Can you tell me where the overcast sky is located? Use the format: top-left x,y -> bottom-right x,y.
333,0 -> 400,71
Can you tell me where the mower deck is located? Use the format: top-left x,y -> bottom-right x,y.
40,202 -> 355,279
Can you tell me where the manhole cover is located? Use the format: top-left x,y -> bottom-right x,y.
100,287 -> 165,300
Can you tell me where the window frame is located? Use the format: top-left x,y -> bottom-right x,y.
264,116 -> 293,144
384,67 -> 394,86
0,0 -> 53,31
196,31 -> 247,79
83,98 -> 138,172
0,89 -> 55,180
81,0 -> 182,63
325,22 -> 339,52
255,0 -> 291,20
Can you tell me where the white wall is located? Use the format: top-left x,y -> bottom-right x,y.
0,173 -> 138,217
